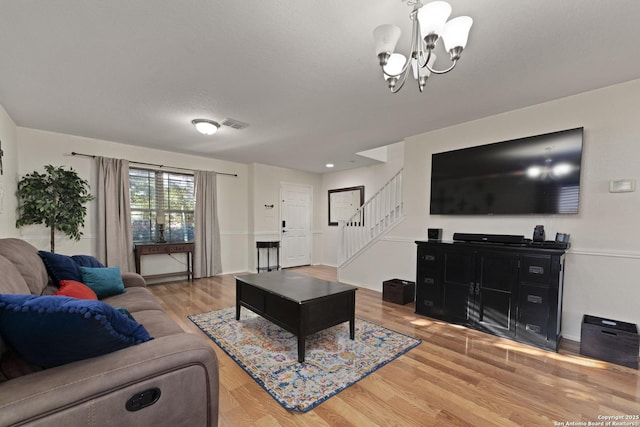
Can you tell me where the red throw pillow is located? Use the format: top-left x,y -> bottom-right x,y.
54,280 -> 98,300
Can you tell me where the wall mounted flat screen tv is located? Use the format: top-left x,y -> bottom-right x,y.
430,127 -> 583,215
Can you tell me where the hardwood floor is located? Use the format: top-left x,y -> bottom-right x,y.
149,265 -> 640,426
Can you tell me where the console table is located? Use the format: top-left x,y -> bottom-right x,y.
415,240 -> 567,351
256,241 -> 280,273
134,242 -> 194,281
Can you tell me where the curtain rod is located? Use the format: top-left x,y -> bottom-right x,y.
70,152 -> 238,177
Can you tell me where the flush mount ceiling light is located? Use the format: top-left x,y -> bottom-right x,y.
373,0 -> 473,93
192,119 -> 220,135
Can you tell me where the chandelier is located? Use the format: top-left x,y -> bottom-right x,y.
373,0 -> 473,93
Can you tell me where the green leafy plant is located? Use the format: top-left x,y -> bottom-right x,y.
16,165 -> 94,252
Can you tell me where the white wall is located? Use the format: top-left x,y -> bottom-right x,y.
16,127 -> 250,276
249,162 -> 323,271
341,79 -> 640,342
321,142 -> 404,266
0,104 -> 18,238
12,126 -> 329,277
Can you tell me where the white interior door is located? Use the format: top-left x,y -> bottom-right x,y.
280,183 -> 312,268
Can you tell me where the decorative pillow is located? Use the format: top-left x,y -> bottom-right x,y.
80,267 -> 125,299
38,251 -> 83,284
0,294 -> 152,368
71,255 -> 105,269
38,252 -> 108,286
54,280 -> 98,300
115,307 -> 136,321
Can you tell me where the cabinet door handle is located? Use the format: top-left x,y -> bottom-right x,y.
529,266 -> 544,275
475,283 -> 480,295
469,283 -> 474,294
424,277 -> 434,285
527,295 -> 543,304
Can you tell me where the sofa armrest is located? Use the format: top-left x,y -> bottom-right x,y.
121,271 -> 146,288
0,333 -> 219,427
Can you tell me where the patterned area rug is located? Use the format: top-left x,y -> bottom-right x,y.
188,307 -> 421,412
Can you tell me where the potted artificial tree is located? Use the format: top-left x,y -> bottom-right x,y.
16,165 -> 94,252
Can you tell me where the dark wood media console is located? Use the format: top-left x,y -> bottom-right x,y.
415,240 -> 567,351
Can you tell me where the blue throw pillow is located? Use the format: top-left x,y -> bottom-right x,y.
0,294 -> 152,368
38,251 -> 83,283
71,255 -> 105,268
80,266 -> 125,299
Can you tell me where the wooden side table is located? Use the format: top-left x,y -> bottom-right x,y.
256,241 -> 279,273
134,242 -> 194,281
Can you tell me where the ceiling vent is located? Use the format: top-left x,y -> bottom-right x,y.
221,118 -> 250,130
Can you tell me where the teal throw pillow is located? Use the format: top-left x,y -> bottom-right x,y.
80,266 -> 125,299
0,294 -> 152,368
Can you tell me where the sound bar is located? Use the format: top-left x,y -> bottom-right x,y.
452,233 -> 526,244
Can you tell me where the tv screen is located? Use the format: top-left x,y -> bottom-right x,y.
430,127 -> 583,215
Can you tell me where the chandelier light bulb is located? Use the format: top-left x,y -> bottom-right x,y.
383,53 -> 407,79
192,119 -> 220,135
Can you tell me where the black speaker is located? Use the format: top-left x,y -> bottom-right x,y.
533,225 -> 545,242
427,228 -> 442,241
452,233 -> 525,244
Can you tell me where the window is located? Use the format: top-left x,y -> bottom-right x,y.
129,168 -> 195,243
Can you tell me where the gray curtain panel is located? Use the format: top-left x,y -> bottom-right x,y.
96,157 -> 135,272
194,170 -> 222,278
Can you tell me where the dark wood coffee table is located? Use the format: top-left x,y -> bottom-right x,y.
235,270 -> 357,362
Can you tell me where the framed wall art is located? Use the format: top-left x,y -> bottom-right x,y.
328,186 -> 364,226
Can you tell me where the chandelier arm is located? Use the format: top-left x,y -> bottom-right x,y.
426,59 -> 458,75
390,60 -> 412,93
415,48 -> 432,69
391,76 -> 407,94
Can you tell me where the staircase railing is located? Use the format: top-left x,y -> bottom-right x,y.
338,169 -> 404,265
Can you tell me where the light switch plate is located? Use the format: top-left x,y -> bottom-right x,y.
609,179 -> 636,193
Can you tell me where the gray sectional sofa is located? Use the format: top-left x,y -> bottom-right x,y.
0,238 -> 219,426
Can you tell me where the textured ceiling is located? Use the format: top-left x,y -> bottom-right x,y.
1,1 -> 640,173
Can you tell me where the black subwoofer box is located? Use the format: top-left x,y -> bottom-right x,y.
382,279 -> 415,305
580,315 -> 639,369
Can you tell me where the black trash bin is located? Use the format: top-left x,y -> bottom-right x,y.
382,279 -> 415,305
580,315 -> 639,369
